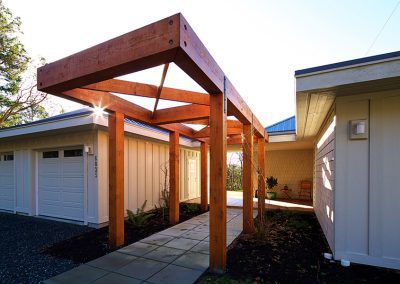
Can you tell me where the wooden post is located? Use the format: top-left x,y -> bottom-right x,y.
109,111 -> 125,248
209,93 -> 227,274
200,141 -> 209,212
243,124 -> 254,234
169,131 -> 180,225
257,138 -> 266,218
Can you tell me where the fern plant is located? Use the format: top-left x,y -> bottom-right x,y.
127,200 -> 154,227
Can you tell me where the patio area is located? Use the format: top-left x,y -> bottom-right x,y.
44,208 -> 254,284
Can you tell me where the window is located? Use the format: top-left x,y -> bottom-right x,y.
64,149 -> 83,157
4,154 -> 14,161
43,151 -> 59,159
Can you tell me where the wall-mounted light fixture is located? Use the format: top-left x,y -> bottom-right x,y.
349,119 -> 368,140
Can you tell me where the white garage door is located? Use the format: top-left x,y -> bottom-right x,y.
38,148 -> 84,221
0,153 -> 15,211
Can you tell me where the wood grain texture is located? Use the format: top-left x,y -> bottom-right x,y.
209,93 -> 227,273
169,131 -> 180,224
200,141 -> 209,212
108,112 -> 125,248
83,79 -> 210,106
242,124 -> 254,234
152,104 -> 210,125
37,14 -> 180,93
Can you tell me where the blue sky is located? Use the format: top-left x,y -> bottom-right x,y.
4,0 -> 400,126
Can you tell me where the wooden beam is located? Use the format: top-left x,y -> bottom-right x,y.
60,89 -> 197,139
82,79 -> 210,106
61,88 -> 152,123
152,104 -> 209,125
200,141 -> 209,212
184,119 -> 210,125
169,131 -> 180,225
193,127 -> 242,138
174,14 -> 265,138
162,123 -> 195,138
257,137 -> 266,218
153,63 -> 169,115
37,14 -> 181,93
242,124 -> 254,234
108,112 -> 125,248
209,93 -> 227,273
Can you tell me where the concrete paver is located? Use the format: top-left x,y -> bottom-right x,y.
45,208 -> 248,284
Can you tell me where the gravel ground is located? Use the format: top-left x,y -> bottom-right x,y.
0,212 -> 93,284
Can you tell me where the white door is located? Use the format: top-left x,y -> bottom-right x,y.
0,153 -> 15,211
188,159 -> 198,199
38,148 -> 84,221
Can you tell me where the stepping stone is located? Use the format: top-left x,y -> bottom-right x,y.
159,228 -> 188,237
86,251 -> 136,271
117,257 -> 168,280
143,246 -> 186,263
140,234 -> 175,246
173,251 -> 209,271
43,265 -> 107,284
118,242 -> 158,256
92,273 -> 142,284
147,264 -> 203,284
164,237 -> 200,250
190,241 -> 209,255
180,230 -> 208,241
172,223 -> 198,230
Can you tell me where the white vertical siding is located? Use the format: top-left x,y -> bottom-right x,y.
314,110 -> 336,251
97,130 -> 201,222
335,90 -> 400,269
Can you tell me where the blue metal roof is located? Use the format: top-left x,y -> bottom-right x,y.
266,116 -> 295,134
295,50 -> 400,76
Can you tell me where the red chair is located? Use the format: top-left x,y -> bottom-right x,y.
299,180 -> 312,200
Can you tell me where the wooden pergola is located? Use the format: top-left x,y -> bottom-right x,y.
37,13 -> 268,273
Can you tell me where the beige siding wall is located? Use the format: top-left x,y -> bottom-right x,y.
335,90 -> 400,269
265,149 -> 313,198
314,110 -> 336,250
97,130 -> 200,223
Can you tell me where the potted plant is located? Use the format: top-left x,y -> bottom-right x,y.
266,176 -> 278,199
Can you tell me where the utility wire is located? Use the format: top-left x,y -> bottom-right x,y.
365,0 -> 400,55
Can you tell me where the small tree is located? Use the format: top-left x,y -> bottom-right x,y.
0,1 -> 49,127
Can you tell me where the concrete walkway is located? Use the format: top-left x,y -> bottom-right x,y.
44,208 -> 251,284
226,191 -> 313,211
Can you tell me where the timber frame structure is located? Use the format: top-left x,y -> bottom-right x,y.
37,13 -> 268,273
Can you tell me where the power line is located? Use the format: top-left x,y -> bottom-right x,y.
365,0 -> 400,55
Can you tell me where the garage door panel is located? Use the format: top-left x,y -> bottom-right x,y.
40,190 -> 61,201
62,177 -> 84,189
61,192 -> 83,203
38,149 -> 84,221
0,158 -> 14,211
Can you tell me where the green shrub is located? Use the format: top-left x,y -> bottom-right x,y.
127,200 -> 154,227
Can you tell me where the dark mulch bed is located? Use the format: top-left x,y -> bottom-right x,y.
199,210 -> 400,284
0,212 -> 92,284
0,203 -> 202,284
42,203 -> 203,264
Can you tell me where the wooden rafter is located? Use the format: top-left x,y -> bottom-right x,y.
193,126 -> 242,138
82,79 -> 210,106
152,104 -> 209,125
152,63 -> 169,115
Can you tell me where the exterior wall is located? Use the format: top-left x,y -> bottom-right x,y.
265,149 -> 313,199
0,129 -> 96,220
335,90 -> 400,269
97,130 -> 200,224
314,109 -> 336,251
